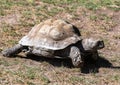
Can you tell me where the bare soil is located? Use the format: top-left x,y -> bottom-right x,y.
0,1 -> 120,85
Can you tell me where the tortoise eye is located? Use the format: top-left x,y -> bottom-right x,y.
97,41 -> 101,46
97,41 -> 104,48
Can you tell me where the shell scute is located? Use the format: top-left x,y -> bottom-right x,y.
19,19 -> 81,50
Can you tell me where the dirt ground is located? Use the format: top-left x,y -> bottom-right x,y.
0,0 -> 120,85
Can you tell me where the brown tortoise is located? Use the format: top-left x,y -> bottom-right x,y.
2,19 -> 104,67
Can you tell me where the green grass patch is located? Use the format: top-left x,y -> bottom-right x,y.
69,76 -> 84,83
41,0 -> 120,11
40,74 -> 50,84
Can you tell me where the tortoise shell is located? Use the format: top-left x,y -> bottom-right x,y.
19,19 -> 81,50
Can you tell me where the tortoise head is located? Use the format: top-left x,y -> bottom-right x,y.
82,38 -> 104,52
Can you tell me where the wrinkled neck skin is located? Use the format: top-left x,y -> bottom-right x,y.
73,40 -> 96,60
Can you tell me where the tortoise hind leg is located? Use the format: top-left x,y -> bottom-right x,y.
2,44 -> 24,57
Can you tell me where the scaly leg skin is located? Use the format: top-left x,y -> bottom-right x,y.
69,46 -> 84,68
2,44 -> 24,57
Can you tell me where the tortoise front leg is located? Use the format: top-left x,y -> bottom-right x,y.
69,46 -> 84,67
2,44 -> 24,57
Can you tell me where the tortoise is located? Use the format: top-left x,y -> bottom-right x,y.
2,19 -> 104,67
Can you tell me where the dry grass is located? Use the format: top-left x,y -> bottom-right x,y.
0,0 -> 120,85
